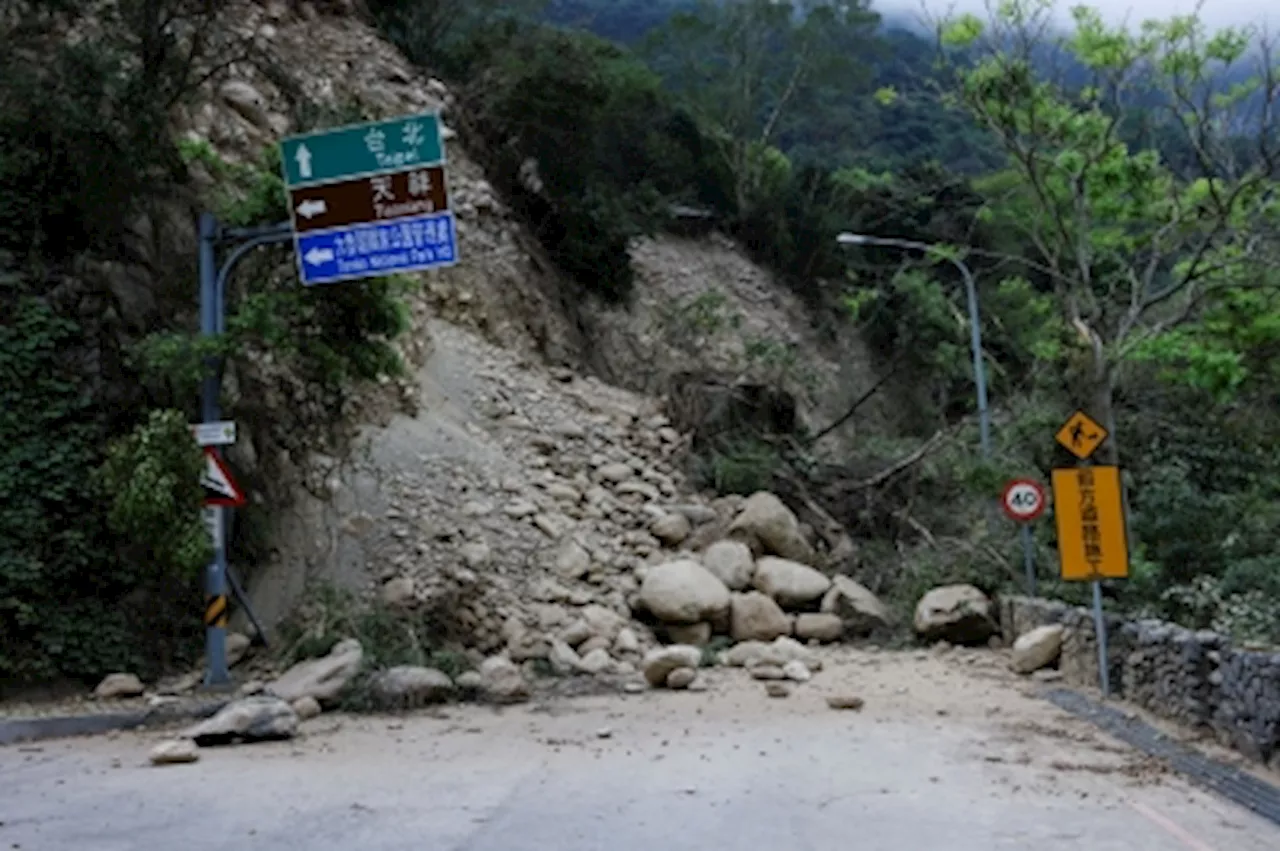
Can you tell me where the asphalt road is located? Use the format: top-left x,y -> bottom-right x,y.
3,649 -> 1278,851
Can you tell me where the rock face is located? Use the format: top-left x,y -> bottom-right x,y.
149,739 -> 200,765
913,585 -> 998,644
94,673 -> 144,700
226,632 -> 253,667
820,576 -> 891,635
370,666 -> 455,707
268,638 -> 364,706
730,592 -> 792,642
184,696 -> 298,745
1011,624 -> 1065,674
638,559 -> 731,624
642,645 -> 703,687
479,656 -> 530,704
701,540 -> 756,591
727,492 -> 815,564
752,557 -> 831,608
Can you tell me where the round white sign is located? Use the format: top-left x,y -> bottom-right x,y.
1002,480 -> 1045,521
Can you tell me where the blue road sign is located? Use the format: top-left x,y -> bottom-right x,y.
295,211 -> 458,286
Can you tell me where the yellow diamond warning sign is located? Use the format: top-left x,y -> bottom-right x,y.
1055,409 -> 1108,461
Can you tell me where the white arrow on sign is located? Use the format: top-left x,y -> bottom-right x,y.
295,143 -> 313,179
304,247 -> 335,266
296,199 -> 327,219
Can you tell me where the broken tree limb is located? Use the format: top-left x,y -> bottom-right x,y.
809,353 -> 907,444
851,425 -> 956,491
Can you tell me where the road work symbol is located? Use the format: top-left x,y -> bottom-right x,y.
1055,409 -> 1108,461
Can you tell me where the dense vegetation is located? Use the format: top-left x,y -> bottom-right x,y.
0,1 -> 415,686
374,0 -> 1280,643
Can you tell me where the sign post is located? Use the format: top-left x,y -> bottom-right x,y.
1001,478 -> 1046,596
279,113 -> 459,286
1051,410 -> 1127,699
192,111 -> 461,687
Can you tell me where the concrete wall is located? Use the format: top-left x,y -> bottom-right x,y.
1000,596 -> 1280,770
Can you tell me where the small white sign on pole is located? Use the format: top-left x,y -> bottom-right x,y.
192,421 -> 236,447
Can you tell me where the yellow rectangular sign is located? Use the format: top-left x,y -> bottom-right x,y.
1052,466 -> 1129,580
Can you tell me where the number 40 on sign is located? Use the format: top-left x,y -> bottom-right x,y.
1001,478 -> 1046,523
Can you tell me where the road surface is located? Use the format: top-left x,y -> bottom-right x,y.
3,647 -> 1278,850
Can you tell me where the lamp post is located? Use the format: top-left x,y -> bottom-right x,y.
836,232 -> 991,460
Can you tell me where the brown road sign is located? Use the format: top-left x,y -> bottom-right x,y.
1055,409 -> 1108,461
1052,465 -> 1129,580
288,165 -> 450,233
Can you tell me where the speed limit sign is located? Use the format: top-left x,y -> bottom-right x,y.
1001,478 -> 1046,523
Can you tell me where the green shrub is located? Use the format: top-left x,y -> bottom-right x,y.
96,408 -> 210,583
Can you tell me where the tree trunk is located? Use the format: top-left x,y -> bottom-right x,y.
1091,358 -> 1120,466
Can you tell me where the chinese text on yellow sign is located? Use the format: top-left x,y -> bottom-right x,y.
1051,466 -> 1128,580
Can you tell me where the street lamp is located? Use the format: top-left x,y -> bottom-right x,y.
836,232 -> 992,459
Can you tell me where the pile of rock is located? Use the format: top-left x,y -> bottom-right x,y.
633,492 -> 890,652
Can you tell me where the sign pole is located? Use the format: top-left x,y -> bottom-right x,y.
1020,524 -> 1037,597
1091,579 -> 1111,698
1001,478 -> 1046,597
1051,409 -> 1126,701
199,212 -> 231,689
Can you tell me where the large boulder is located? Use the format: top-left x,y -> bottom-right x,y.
730,592 -> 792,642
651,513 -> 692,547
701,539 -> 756,591
727,491 -> 815,564
1011,625 -> 1065,674
369,666 -> 455,708
479,655 -> 531,704
267,638 -> 363,706
183,696 -> 298,745
794,613 -> 844,643
752,557 -> 831,609
642,645 -> 703,687
638,559 -> 731,625
820,576 -> 892,635
913,585 -> 998,644
94,673 -> 144,700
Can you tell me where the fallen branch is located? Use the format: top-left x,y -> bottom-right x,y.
897,511 -> 939,549
852,425 -> 956,490
809,353 -> 907,444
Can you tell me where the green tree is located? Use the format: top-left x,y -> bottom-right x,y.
943,1 -> 1280,464
644,0 -> 880,219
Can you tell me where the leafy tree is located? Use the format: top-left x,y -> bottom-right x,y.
643,0 -> 880,219
942,1 -> 1280,464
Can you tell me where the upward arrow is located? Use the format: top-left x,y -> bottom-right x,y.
295,144 -> 313,179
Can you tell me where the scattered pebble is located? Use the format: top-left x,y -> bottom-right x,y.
827,695 -> 865,711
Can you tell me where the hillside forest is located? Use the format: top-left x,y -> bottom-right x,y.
2,0 -> 1279,687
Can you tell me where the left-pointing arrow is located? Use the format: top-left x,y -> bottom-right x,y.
304,247 -> 335,266
296,199 -> 327,219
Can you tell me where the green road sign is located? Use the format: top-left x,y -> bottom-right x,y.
280,113 -> 444,188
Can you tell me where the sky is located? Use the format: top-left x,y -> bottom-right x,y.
878,0 -> 1270,34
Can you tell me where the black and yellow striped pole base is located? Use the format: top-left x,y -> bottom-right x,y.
204,594 -> 229,628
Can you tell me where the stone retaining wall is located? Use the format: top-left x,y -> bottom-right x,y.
1000,596 -> 1280,770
